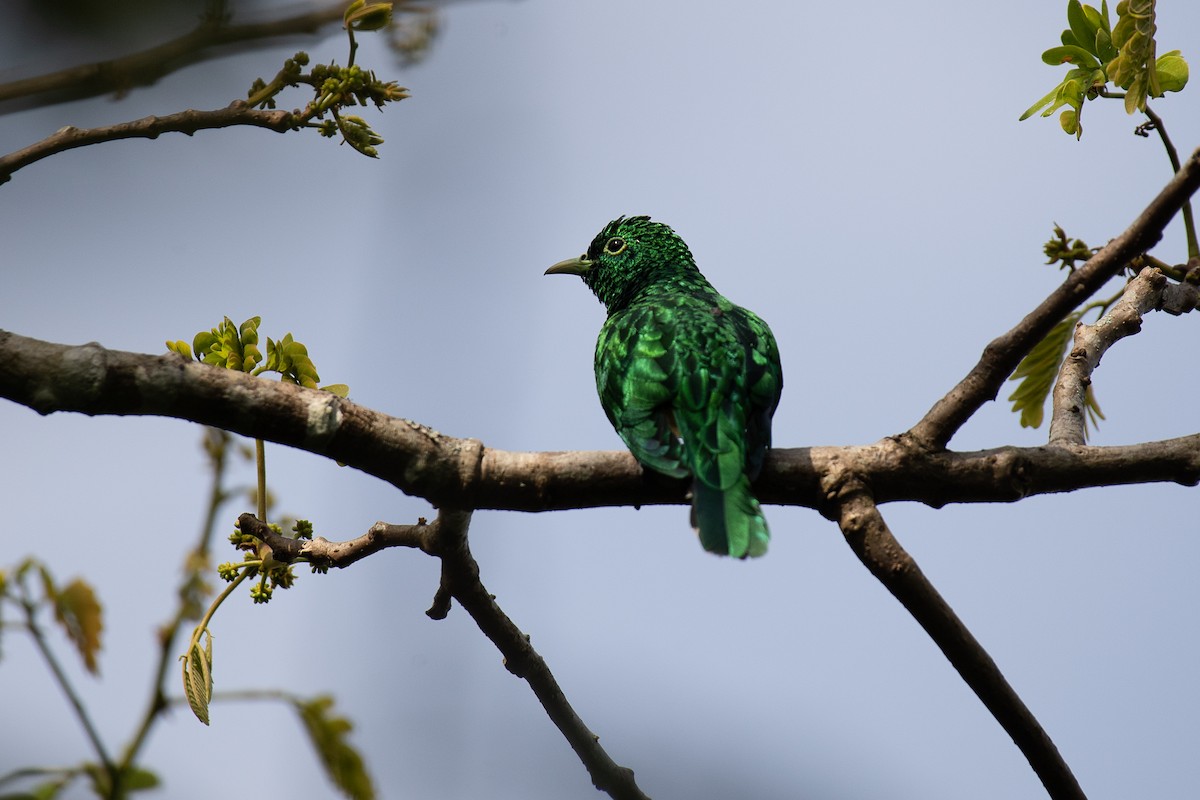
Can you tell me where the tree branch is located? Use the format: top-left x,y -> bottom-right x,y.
1,331 -> 1198,516
822,470 -> 1085,800
1048,267 -> 1195,444
5,327 -> 1198,799
240,510 -> 651,800
237,513 -> 437,567
0,3 -> 348,114
0,102 -> 298,186
908,145 -> 1200,451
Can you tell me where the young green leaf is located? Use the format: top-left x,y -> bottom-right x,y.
1007,313 -> 1081,429
1042,45 -> 1101,69
1155,50 -> 1189,93
1066,0 -> 1102,58
165,339 -> 193,359
295,695 -> 376,800
345,1 -> 393,32
1060,108 -> 1080,136
53,578 -> 103,675
28,775 -> 72,799
182,630 -> 214,725
1020,85 -> 1063,121
1109,0 -> 1158,112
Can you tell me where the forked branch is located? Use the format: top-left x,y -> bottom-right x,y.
239,510 -> 650,800
1050,267 -> 1200,444
1,330 -> 1198,513
909,146 -> 1200,451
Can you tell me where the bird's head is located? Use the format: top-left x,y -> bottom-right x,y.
545,216 -> 698,313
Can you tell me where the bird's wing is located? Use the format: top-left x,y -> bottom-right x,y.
595,304 -> 689,478
671,307 -> 748,493
728,305 -> 782,480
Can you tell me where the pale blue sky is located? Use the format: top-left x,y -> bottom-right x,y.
2,2 -> 1199,798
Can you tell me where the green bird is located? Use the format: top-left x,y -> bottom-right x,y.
546,215 -> 783,558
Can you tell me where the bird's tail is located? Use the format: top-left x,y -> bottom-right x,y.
690,475 -> 770,558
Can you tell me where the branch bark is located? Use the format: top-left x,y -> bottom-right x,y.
8,325 -> 1197,800
0,330 -> 1196,516
2,330 -> 1197,516
1050,267 -> 1196,444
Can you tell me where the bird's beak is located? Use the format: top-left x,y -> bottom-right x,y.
545,255 -> 593,276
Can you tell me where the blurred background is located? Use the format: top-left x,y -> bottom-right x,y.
2,1 -> 1199,798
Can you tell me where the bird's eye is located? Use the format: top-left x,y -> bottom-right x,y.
604,237 -> 627,255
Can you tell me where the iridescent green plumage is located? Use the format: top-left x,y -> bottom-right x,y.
546,216 -> 783,558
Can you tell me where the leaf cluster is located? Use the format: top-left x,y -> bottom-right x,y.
167,316 -> 350,396
222,519 -> 315,604
1020,0 -> 1188,137
1043,223 -> 1097,271
240,1 -> 409,158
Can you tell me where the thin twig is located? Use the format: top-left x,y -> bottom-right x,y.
1142,105 -> 1199,261
425,510 -> 651,800
238,513 -> 437,566
823,472 -> 1086,800
0,103 -> 297,186
908,146 -> 1200,450
241,509 -> 651,800
18,594 -> 116,780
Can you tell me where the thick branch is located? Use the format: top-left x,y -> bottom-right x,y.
824,472 -> 1085,800
0,102 -> 297,186
2,331 -> 1198,515
909,146 -> 1200,451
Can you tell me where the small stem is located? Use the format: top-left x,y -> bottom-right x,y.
244,79 -> 285,109
1138,252 -> 1189,281
0,766 -> 77,791
183,569 -> 252,667
255,438 -> 267,521
18,593 -> 115,779
1079,285 -> 1127,319
1143,105 -> 1199,260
